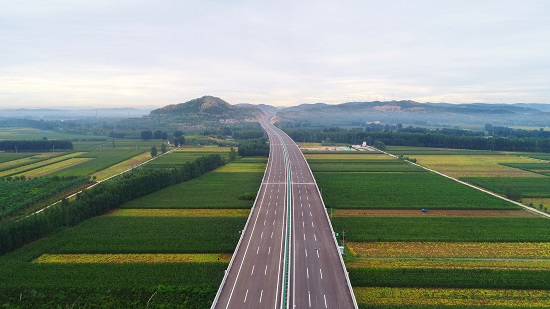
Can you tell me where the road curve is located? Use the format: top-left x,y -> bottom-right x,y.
212,117 -> 357,309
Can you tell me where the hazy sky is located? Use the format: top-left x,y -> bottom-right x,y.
1,0 -> 549,108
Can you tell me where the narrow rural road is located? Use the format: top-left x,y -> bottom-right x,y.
212,118 -> 357,309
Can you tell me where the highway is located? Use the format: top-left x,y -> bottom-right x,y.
212,117 -> 357,309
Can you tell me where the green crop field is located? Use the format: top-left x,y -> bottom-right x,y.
386,146 -> 503,156
462,177 -> 550,198
0,153 -> 35,164
146,151 -> 230,168
500,162 -> 550,176
349,267 -> 550,290
47,148 -> 145,177
315,172 -> 518,209
309,161 -> 425,172
121,163 -> 264,209
332,217 -> 550,242
39,215 -> 245,254
305,153 -> 393,162
0,176 -> 87,220
412,154 -> 542,178
0,152 -> 84,177
512,152 -> 550,161
0,152 -> 61,173
0,127 -> 101,141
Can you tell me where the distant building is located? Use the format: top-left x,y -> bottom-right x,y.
362,141 -> 367,147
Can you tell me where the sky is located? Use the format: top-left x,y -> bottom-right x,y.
1,0 -> 549,108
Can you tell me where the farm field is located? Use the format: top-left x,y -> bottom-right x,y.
0,176 -> 87,220
111,208 -> 250,217
0,152 -> 84,177
35,253 -> 232,263
347,241 -> 550,259
0,152 -> 58,171
309,161 -> 425,172
305,148 -> 549,308
331,209 -> 536,217
409,154 -> 543,178
32,215 -> 246,254
332,216 -> 550,242
0,127 -> 101,141
0,153 -> 35,164
462,177 -> 550,198
91,151 -> 151,181
316,172 -> 518,209
121,161 -> 265,209
48,148 -> 145,177
0,155 -> 266,308
354,287 -> 550,308
386,146 -> 503,156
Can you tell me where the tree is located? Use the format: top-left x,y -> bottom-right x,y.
141,130 -> 153,141
174,130 -> 184,138
374,140 -> 386,151
154,130 -> 163,139
150,146 -> 158,157
178,135 -> 186,145
161,143 -> 167,153
229,146 -> 237,160
173,138 -> 180,148
161,131 -> 168,140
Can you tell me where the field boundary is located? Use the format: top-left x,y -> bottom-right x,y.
379,147 -> 550,219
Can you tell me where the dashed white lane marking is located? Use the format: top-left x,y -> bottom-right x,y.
305,248 -> 307,257
251,265 -> 255,275
259,290 -> 263,303
308,204 -> 311,208
303,233 -> 306,240
317,250 -> 320,258
308,291 -> 311,307
320,268 -> 323,279
271,231 -> 274,238
261,231 -> 263,238
324,294 -> 327,308
272,219 -> 275,225
314,234 -> 317,241
263,220 -> 266,225
311,222 -> 314,227
310,212 -> 312,216
264,265 -> 268,275
301,211 -> 303,217
268,246 -> 271,254
302,221 -> 304,227
306,267 -> 309,278
256,247 -> 260,254
244,289 -> 248,302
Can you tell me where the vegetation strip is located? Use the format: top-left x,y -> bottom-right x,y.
347,258 -> 550,270
348,242 -> 550,258
353,287 -> 550,307
332,209 -> 534,217
111,208 -> 250,217
34,253 -> 232,263
91,152 -> 150,181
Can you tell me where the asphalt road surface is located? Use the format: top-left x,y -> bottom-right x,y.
212,118 -> 357,309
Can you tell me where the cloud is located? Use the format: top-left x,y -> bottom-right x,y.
0,0 -> 549,107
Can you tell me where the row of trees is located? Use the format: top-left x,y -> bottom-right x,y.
237,138 -> 269,157
283,127 -> 550,152
0,154 -> 225,255
0,140 -> 73,152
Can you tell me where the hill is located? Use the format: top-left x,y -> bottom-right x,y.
149,96 -> 262,127
274,101 -> 550,128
